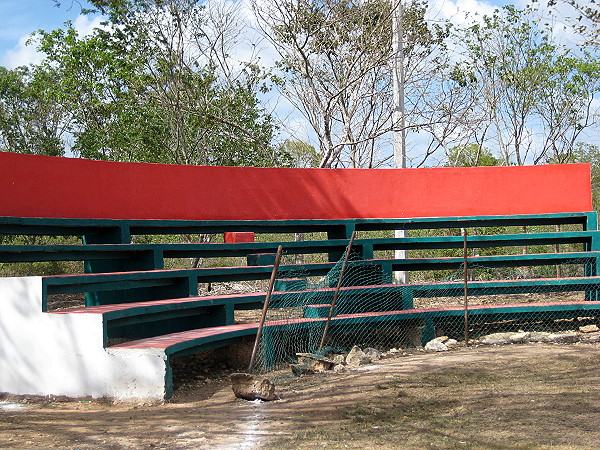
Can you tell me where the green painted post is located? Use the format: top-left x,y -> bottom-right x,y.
584,211 -> 598,231
152,249 -> 164,270
381,262 -> 393,284
586,231 -> 600,301
82,222 -> 134,305
360,243 -> 374,259
165,359 -> 174,400
421,317 -> 436,345
224,303 -> 235,325
327,221 -> 356,261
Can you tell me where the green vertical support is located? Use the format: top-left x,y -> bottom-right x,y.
187,275 -> 198,296
83,222 -> 133,305
360,243 -> 374,259
586,221 -> 600,301
421,317 -> 436,345
165,358 -> 174,400
381,262 -> 393,284
584,211 -> 598,231
152,249 -> 164,270
586,257 -> 600,301
327,221 -> 356,261
225,303 -> 235,325
83,222 -> 131,245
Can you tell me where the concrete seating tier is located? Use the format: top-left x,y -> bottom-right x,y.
0,152 -> 597,399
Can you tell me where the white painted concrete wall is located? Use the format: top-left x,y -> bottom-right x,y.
0,277 -> 168,400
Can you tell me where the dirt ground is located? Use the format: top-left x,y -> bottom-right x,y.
1,341 -> 600,449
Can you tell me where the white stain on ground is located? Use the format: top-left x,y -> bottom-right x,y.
0,401 -> 27,411
212,399 -> 266,450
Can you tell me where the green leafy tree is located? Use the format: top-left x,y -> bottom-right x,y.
0,66 -> 66,156
550,0 -> 600,45
445,144 -> 501,167
34,0 -> 284,166
548,142 -> 600,210
279,139 -> 320,168
454,5 -> 600,165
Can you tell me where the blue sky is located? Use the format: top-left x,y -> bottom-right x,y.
0,0 -> 98,68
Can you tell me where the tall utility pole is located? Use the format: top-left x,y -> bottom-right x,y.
393,0 -> 408,284
393,0 -> 406,171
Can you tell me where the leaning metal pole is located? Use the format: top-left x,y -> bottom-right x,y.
248,245 -> 283,372
318,231 -> 357,352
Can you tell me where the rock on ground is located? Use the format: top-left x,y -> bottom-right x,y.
479,332 -> 514,345
290,364 -> 315,376
509,332 -> 530,343
363,348 -> 382,361
333,364 -> 346,373
424,339 -> 449,352
346,346 -> 372,367
544,333 -> 579,344
332,354 -> 346,365
478,330 -> 586,346
446,339 -> 458,348
230,373 -> 278,401
526,332 -> 552,342
581,332 -> 600,343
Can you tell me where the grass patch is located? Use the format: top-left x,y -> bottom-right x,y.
270,350 -> 600,449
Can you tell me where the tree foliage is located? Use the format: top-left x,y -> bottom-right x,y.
453,5 -> 600,165
4,1 -> 600,170
6,0 -> 287,167
0,66 -> 66,155
279,139 -> 320,168
445,143 -> 501,167
550,142 -> 600,209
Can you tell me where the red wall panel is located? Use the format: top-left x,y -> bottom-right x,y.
0,152 -> 592,220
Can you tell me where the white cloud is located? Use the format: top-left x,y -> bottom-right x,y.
427,0 -> 498,27
73,14 -> 106,37
2,34 -> 43,69
1,14 -> 105,69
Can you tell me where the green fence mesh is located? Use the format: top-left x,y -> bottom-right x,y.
248,248 -> 600,376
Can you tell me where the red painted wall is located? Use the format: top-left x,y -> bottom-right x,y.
0,152 -> 592,220
224,232 -> 255,243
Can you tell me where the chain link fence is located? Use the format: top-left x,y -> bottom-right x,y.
249,241 -> 600,375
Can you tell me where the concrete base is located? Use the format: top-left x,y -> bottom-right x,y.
0,277 -> 168,400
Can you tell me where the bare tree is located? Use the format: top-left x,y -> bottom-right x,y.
253,0 -> 472,168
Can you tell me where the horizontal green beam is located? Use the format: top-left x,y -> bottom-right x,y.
1,212 -> 596,239
2,231 -> 597,264
41,251 -> 600,298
